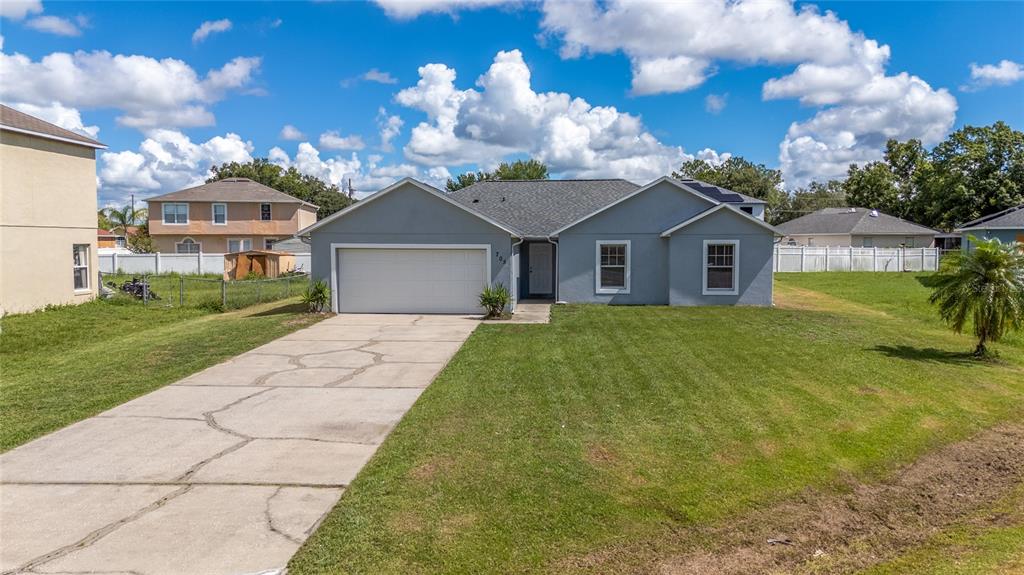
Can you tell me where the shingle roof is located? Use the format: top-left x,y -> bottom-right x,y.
957,204 -> 1024,230
447,179 -> 642,237
777,207 -> 938,236
143,178 -> 318,208
0,104 -> 106,148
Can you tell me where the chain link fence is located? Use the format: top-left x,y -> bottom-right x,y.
99,271 -> 309,311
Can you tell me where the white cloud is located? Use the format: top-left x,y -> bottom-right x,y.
279,124 -> 305,140
376,107 -> 404,151
537,0 -> 957,188
0,0 -> 42,20
8,101 -> 99,138
363,68 -> 397,84
395,49 -> 692,182
25,15 -> 82,36
704,93 -> 727,114
268,143 -> 448,197
374,0 -> 516,20
962,60 -> 1024,91
0,48 -> 261,129
319,130 -> 366,151
99,130 -> 254,203
192,19 -> 232,44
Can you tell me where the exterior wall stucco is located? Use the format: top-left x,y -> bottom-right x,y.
308,182 -> 513,297
1,131 -> 99,314
152,235 -> 294,253
556,180 -> 715,305
148,200 -> 315,251
668,209 -> 774,306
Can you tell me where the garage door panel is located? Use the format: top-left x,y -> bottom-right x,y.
337,247 -> 487,314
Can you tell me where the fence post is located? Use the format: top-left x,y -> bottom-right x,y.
179,276 -> 184,306
824,246 -> 829,272
221,279 -> 227,309
198,250 -> 203,275
257,279 -> 262,303
800,246 -> 805,272
155,252 -> 162,274
112,252 -> 118,273
143,276 -> 149,306
849,246 -> 854,271
872,247 -> 877,272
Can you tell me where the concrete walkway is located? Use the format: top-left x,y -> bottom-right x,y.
0,313 -> 479,575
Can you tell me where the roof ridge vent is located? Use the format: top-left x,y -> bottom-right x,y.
869,209 -> 879,217
848,207 -> 857,213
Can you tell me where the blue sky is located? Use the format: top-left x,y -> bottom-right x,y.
1,0 -> 1022,206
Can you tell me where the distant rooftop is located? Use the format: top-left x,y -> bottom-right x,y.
957,204 -> 1024,231
777,207 -> 938,236
0,104 -> 106,148
144,178 -> 318,208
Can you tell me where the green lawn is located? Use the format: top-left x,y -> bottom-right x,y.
289,272 -> 1024,574
0,296 -> 324,451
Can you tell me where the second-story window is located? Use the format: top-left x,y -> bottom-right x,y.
162,203 -> 189,224
212,203 -> 227,225
260,203 -> 272,221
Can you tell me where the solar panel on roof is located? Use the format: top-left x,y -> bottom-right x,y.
685,181 -> 744,202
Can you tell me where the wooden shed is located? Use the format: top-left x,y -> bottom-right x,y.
224,249 -> 297,280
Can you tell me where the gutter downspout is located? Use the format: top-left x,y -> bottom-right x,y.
511,237 -> 524,313
546,236 -> 559,303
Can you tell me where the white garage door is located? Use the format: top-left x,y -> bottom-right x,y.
336,247 -> 488,313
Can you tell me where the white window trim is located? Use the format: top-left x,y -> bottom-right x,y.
175,237 -> 202,254
595,240 -> 631,295
72,244 -> 91,293
260,203 -> 272,221
212,202 -> 227,226
702,239 -> 739,296
328,243 -> 492,313
227,238 -> 253,253
162,202 -> 189,225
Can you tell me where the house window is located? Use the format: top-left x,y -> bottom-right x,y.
228,238 -> 253,253
863,237 -> 874,247
72,244 -> 90,291
260,203 -> 272,221
807,237 -> 815,246
176,238 -> 201,254
162,203 -> 189,224
595,240 -> 630,294
264,238 -> 278,250
212,203 -> 227,225
703,240 -> 739,296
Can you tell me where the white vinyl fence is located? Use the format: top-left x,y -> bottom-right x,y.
774,246 -> 940,273
99,252 -> 311,275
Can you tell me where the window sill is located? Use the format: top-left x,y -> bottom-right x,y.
702,289 -> 738,296
73,288 -> 93,295
596,288 -> 630,295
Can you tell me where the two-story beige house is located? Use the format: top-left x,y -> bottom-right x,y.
145,178 -> 318,253
1,105 -> 106,315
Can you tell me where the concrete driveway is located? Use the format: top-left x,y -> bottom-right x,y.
0,313 -> 478,575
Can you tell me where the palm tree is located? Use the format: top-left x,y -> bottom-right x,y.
929,236 -> 1024,357
104,205 -> 147,235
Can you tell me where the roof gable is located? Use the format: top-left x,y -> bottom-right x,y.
297,178 -> 520,237
143,178 -> 318,208
447,179 -> 639,237
661,204 -> 780,236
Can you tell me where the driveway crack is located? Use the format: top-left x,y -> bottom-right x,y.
264,487 -> 303,545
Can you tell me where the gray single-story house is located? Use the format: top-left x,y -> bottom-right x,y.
776,207 -> 938,248
297,176 -> 778,314
956,204 -> 1024,250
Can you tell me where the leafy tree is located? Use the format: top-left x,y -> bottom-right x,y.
98,209 -> 113,231
103,205 -> 147,235
207,159 -> 354,219
928,236 -> 1024,357
844,161 -> 900,215
446,159 -> 549,192
776,180 -> 847,223
917,122 -> 1024,230
673,157 -> 788,224
128,222 -> 155,253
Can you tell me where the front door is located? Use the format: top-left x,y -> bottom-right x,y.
529,243 -> 553,295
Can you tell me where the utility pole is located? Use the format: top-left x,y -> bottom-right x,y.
130,193 -> 135,222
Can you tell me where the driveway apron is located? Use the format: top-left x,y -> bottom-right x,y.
0,313 -> 478,575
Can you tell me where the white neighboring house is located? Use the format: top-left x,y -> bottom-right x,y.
777,207 -> 939,248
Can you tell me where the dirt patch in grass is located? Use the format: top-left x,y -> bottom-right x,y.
560,424 -> 1024,574
775,285 -> 892,319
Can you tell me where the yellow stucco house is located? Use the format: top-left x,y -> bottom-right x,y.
0,105 -> 106,315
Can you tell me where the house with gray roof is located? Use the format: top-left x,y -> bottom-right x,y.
776,208 -> 938,248
299,176 -> 778,314
956,204 -> 1024,250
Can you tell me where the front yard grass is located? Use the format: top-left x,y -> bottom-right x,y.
289,272 -> 1024,574
0,297 -> 324,451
